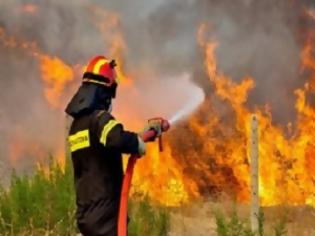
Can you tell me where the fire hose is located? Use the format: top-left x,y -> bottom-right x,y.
118,118 -> 170,236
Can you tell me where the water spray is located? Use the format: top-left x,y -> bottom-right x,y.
168,81 -> 205,124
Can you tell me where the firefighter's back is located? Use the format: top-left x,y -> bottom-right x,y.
69,110 -> 123,236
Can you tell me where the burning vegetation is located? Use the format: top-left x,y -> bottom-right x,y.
0,0 -> 315,210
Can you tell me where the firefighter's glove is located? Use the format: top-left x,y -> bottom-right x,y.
137,136 -> 146,157
139,122 -> 161,141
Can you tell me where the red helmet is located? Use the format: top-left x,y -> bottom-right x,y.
83,55 -> 117,87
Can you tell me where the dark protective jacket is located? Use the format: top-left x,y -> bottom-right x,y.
68,109 -> 139,236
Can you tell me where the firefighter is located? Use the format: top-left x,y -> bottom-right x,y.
65,56 -> 160,236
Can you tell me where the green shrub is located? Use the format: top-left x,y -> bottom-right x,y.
215,208 -> 289,236
0,157 -> 170,235
128,197 -> 170,236
215,209 -> 255,236
0,158 -> 76,235
273,217 -> 287,236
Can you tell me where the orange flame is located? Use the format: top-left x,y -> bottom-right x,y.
39,55 -> 74,108
21,4 -> 38,14
2,6 -> 315,208
0,27 -> 76,109
9,132 -> 46,170
132,143 -> 199,206
195,24 -> 315,207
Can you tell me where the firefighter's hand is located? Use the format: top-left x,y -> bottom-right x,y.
147,120 -> 162,136
139,123 -> 161,142
137,136 -> 146,157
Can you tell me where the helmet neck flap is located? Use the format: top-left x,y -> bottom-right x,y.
65,83 -> 113,118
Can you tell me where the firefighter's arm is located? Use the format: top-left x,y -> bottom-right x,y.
102,123 -> 144,154
94,112 -> 144,155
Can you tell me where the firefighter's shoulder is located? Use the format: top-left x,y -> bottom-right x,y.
91,110 -> 122,146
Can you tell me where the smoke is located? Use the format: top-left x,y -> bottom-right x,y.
107,0 -> 312,123
139,0 -> 310,123
0,0 -> 313,183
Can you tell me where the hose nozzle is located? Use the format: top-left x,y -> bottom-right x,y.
147,118 -> 170,152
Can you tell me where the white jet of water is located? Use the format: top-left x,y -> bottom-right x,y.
169,75 -> 205,124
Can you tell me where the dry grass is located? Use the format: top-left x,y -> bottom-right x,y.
169,201 -> 217,236
168,197 -> 315,236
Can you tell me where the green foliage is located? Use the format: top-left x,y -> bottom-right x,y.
0,157 -> 170,235
128,197 -> 170,236
215,209 -> 255,236
273,218 -> 287,236
215,208 -> 289,236
258,210 -> 265,236
0,158 -> 76,235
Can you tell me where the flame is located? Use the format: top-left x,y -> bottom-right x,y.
131,142 -> 199,206
2,5 -> 315,208
193,24 -> 315,207
9,132 -> 46,168
32,11 -> 188,205
0,27 -> 76,109
9,132 -> 66,176
0,27 -> 72,176
0,27 -> 40,56
301,33 -> 315,92
21,4 -> 38,14
39,55 -> 74,108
